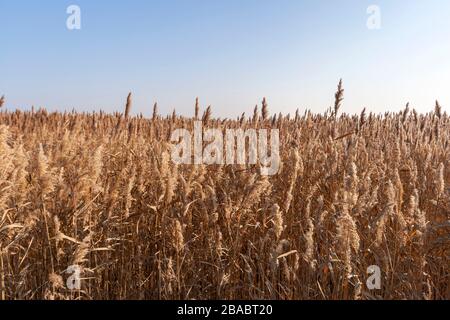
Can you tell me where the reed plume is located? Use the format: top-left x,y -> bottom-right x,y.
125,92 -> 132,118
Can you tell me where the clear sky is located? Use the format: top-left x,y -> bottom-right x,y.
1,0 -> 449,117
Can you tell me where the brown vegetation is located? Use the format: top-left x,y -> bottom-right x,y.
0,85 -> 448,300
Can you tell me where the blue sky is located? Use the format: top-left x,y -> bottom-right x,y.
1,0 -> 450,117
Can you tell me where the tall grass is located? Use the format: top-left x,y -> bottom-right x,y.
0,85 -> 448,300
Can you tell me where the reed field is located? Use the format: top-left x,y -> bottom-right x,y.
0,83 -> 448,300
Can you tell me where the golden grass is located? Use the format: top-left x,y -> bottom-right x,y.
0,86 -> 448,300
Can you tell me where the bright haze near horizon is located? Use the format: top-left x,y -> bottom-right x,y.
1,0 -> 450,118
